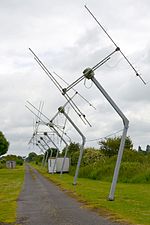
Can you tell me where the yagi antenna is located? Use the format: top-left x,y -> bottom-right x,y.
39,136 -> 52,167
29,48 -> 92,126
84,5 -> 146,85
25,104 -> 48,126
26,101 -> 72,143
28,101 -> 44,145
35,101 -> 44,144
26,92 -> 77,127
26,102 -> 63,133
59,106 -> 69,146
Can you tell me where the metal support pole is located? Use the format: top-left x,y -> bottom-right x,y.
40,136 -> 53,166
36,141 -> 45,167
58,107 -> 86,185
37,140 -> 48,167
43,134 -> 60,174
43,150 -> 48,167
43,133 -> 53,158
36,143 -> 45,167
109,126 -> 128,200
83,68 -> 129,200
51,126 -> 69,175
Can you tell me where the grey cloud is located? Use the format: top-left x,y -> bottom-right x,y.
0,0 -> 150,156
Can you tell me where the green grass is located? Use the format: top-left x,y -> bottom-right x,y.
34,164 -> 150,225
0,166 -> 25,223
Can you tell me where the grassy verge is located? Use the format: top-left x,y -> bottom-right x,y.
0,166 -> 25,223
33,164 -> 150,225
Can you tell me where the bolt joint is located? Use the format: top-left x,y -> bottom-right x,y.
83,67 -> 94,79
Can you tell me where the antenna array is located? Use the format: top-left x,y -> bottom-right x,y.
26,5 -> 144,200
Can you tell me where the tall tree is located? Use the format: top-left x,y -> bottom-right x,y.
62,142 -> 80,157
46,148 -> 58,158
0,131 -> 9,156
99,136 -> 133,157
61,142 -> 80,165
26,152 -> 37,162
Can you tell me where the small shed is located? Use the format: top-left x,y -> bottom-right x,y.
48,158 -> 70,173
6,161 -> 16,169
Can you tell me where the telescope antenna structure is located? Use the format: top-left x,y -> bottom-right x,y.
43,134 -> 59,174
60,60 -> 129,200
44,131 -> 69,175
29,48 -> 94,127
47,117 -> 70,175
28,101 -> 44,145
40,135 -> 59,173
26,102 -> 64,170
26,101 -> 72,174
36,143 -> 45,167
84,68 -> 129,201
55,5 -> 147,199
39,136 -> 53,167
37,139 -> 49,167
58,106 -> 86,185
53,71 -> 96,110
26,100 -> 72,143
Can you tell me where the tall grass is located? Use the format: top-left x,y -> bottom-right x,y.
69,150 -> 150,183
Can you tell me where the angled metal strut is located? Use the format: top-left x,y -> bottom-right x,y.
83,68 -> 129,200
58,106 -> 86,185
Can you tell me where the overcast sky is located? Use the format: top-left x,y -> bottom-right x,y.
0,0 -> 150,156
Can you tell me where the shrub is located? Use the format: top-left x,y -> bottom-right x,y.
69,149 -> 150,184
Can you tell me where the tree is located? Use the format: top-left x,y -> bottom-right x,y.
82,147 -> 104,166
62,142 -> 80,157
99,136 -> 133,157
46,148 -> 58,158
26,152 -> 37,162
1,155 -> 24,165
0,131 -> 9,156
61,142 -> 80,165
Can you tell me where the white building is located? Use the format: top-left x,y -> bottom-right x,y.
48,157 -> 70,173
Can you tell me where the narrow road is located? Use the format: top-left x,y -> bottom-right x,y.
17,164 -> 119,225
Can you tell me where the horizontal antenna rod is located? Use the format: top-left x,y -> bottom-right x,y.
85,5 -> 146,85
53,71 -> 96,110
64,50 -> 114,93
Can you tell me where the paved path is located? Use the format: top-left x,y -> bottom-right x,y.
17,165 -> 120,225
